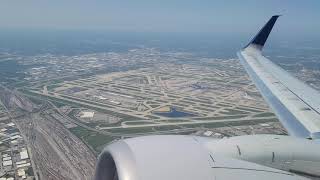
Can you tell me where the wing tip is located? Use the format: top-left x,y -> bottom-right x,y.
244,15 -> 281,50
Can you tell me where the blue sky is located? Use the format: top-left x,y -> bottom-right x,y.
0,0 -> 320,36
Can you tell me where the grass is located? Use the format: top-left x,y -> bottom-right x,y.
216,103 -> 231,107
193,115 -> 247,120
167,95 -> 180,98
171,103 -> 188,107
220,109 -> 249,115
108,126 -> 156,134
50,100 -> 67,108
179,100 -> 197,105
70,126 -> 114,153
149,104 -> 160,108
112,85 -> 140,92
181,118 -> 278,129
26,96 -> 46,105
253,112 -> 275,117
194,107 -> 215,112
155,119 -> 191,123
124,121 -> 156,125
153,125 -> 182,131
183,98 -> 211,104
144,115 -> 161,119
47,84 -> 62,91
97,121 -> 123,127
236,107 -> 264,113
97,88 -> 149,100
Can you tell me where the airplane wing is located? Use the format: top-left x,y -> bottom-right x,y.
237,15 -> 320,139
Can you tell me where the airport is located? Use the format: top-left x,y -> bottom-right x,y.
0,1 -> 320,179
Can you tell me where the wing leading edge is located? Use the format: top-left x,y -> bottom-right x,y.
237,16 -> 320,139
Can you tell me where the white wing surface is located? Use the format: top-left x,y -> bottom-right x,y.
238,16 -> 320,139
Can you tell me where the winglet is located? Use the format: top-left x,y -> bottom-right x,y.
245,15 -> 281,50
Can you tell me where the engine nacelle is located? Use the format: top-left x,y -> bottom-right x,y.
94,135 -> 214,180
94,135 -> 316,180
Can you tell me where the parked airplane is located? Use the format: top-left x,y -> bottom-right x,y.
94,16 -> 320,180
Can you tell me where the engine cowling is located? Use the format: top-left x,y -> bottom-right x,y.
94,135 -> 311,180
94,135 -> 214,180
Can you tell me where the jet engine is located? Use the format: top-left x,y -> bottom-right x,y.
94,135 -> 313,180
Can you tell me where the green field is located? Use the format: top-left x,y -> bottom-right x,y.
70,126 -> 115,153
253,112 -> 275,117
193,115 -> 247,120
220,109 -> 249,115
124,121 -> 157,125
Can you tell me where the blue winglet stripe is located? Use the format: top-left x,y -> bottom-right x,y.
245,15 -> 280,49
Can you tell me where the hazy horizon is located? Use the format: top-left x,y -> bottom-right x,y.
1,0 -> 320,37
